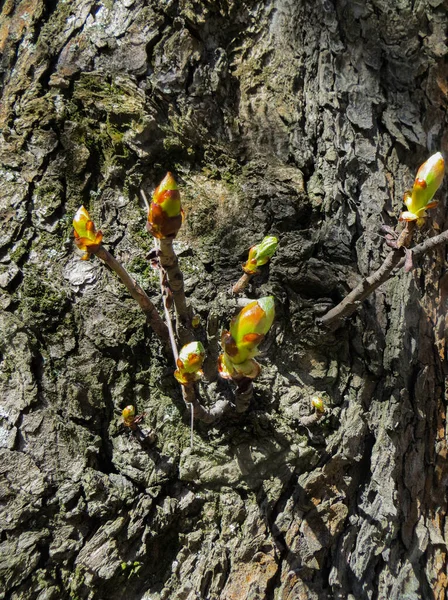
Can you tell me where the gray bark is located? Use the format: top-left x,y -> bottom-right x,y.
1,0 -> 447,599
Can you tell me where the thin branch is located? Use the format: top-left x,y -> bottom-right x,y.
141,188 -> 193,342
94,246 -> 169,342
232,272 -> 253,295
318,247 -> 405,329
182,383 -> 230,423
318,221 -> 420,329
159,238 -> 193,343
152,240 -> 230,426
155,239 -> 179,362
140,189 -> 150,215
234,378 -> 254,413
408,228 -> 448,260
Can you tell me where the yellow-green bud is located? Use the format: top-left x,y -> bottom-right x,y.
311,397 -> 325,413
243,236 -> 278,274
174,341 -> 206,385
400,152 -> 445,223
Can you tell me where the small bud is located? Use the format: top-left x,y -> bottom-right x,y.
174,341 -> 206,385
311,397 -> 325,413
122,405 -> 136,427
192,314 -> 201,328
243,236 -> 278,274
399,152 -> 445,223
73,206 -> 103,259
147,172 -> 183,239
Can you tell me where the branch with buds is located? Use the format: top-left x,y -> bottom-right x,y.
143,173 -> 193,343
72,174 -> 278,447
320,152 -> 446,329
142,173 -> 232,434
232,236 -> 278,295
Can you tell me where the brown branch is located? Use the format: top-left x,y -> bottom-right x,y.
232,272 -> 253,295
94,246 -> 169,342
140,188 -> 193,343
318,247 -> 405,329
151,239 -> 230,427
319,221 -> 418,329
407,228 -> 448,261
299,411 -> 325,427
234,378 -> 254,413
155,240 -> 179,363
159,238 -> 193,343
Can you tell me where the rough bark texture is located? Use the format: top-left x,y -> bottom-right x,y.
1,1 -> 448,599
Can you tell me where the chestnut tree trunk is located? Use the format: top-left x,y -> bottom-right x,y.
1,1 -> 447,599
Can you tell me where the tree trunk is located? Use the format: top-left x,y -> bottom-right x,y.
1,1 -> 447,599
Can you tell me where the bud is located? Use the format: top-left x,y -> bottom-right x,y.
219,297 -> 275,380
147,172 -> 183,239
243,236 -> 278,274
311,396 -> 325,413
122,405 -> 136,427
174,341 -> 206,385
192,314 -> 201,328
73,206 -> 103,259
400,152 -> 445,223
225,297 -> 275,362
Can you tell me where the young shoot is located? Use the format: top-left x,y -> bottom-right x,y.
72,206 -> 169,342
320,151 -> 446,329
233,236 -> 278,294
144,173 -> 192,337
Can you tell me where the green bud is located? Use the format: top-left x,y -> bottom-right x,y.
243,236 -> 278,274
174,341 -> 205,385
400,152 -> 445,222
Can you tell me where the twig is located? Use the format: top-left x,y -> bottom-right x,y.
407,228 -> 448,261
319,222 -> 418,329
299,412 -> 325,427
141,189 -> 193,343
234,378 -> 254,413
159,238 -> 193,342
232,272 -> 253,295
319,223 -> 448,329
152,239 -> 230,428
182,383 -> 230,423
94,246 -> 169,342
318,247 -> 405,329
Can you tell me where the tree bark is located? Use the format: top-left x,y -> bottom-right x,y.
1,1 -> 447,599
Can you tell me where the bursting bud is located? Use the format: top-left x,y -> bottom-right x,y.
174,341 -> 206,385
400,152 -> 445,223
73,206 -> 103,259
218,297 -> 275,380
122,405 -> 136,428
147,172 -> 183,239
243,236 -> 278,275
